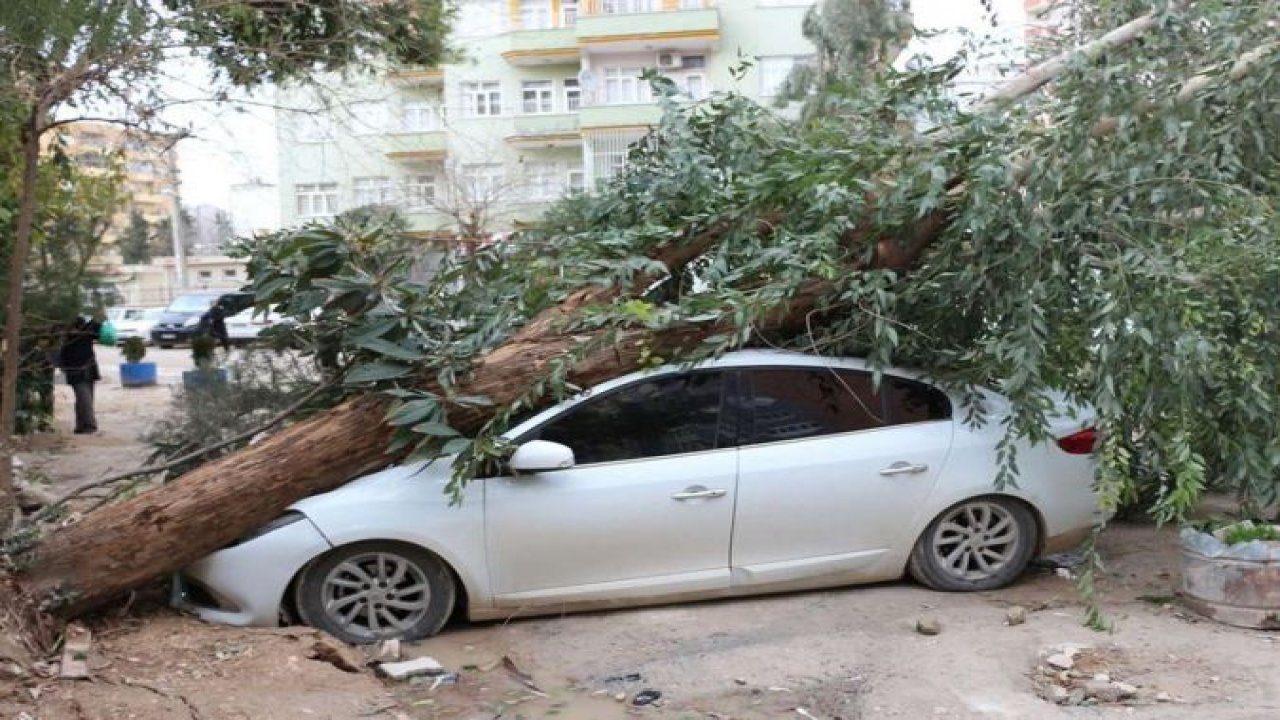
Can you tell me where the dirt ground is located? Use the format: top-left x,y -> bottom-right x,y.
5,347 -> 1280,719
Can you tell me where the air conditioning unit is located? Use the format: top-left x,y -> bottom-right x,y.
656,52 -> 683,70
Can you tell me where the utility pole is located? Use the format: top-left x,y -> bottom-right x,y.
165,188 -> 187,290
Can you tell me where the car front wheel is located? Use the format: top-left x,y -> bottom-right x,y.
907,497 -> 1038,592
295,541 -> 456,644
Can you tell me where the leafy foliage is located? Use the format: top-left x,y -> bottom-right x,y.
241,1 -> 1277,523
118,211 -> 151,264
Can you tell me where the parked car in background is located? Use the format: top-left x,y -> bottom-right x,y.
175,350 -> 1103,644
150,291 -> 253,347
112,307 -> 164,343
226,307 -> 285,344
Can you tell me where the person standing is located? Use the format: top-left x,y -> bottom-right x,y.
60,312 -> 104,434
198,300 -> 231,353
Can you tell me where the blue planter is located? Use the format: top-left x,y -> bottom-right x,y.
119,362 -> 157,387
182,368 -> 229,391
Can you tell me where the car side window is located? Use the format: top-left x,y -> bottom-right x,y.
885,376 -> 952,424
743,369 -> 883,445
528,372 -> 727,465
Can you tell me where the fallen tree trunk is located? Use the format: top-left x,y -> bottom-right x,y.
12,5 -> 1177,618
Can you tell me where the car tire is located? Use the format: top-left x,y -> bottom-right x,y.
907,496 -> 1038,592
295,541 -> 456,644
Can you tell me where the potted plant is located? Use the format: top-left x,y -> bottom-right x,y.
182,334 -> 228,390
1180,519 -> 1280,629
118,337 -> 157,387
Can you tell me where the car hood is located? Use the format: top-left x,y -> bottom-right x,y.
289,459 -> 457,514
155,311 -> 199,325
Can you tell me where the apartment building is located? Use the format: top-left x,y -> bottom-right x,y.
54,121 -> 180,245
276,0 -> 818,238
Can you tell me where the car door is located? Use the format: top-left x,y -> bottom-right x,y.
730,366 -> 954,587
484,370 -> 739,607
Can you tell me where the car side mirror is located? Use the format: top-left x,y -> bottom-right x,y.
509,440 -> 575,473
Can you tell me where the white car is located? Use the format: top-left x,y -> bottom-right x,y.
111,307 -> 164,342
175,350 -> 1102,643
226,308 -> 284,343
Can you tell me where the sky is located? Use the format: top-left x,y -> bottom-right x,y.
168,0 -> 1030,211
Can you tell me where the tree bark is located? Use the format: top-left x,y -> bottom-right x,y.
0,116 -> 46,534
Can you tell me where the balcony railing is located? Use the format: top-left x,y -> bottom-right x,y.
582,0 -> 714,15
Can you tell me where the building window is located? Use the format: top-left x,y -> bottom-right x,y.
759,56 -> 803,97
462,82 -> 503,117
563,78 -> 581,111
223,269 -> 237,278
460,164 -> 504,199
680,73 -> 708,99
405,175 -> 438,210
567,168 -> 586,192
296,183 -> 338,218
456,0 -> 507,36
402,102 -> 441,132
602,67 -> 649,105
350,101 -> 389,135
353,177 -> 397,206
520,0 -> 553,29
524,163 -> 563,201
561,0 -> 579,25
521,80 -> 555,114
198,270 -> 213,280
601,0 -> 655,12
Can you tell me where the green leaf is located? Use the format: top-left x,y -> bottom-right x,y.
385,399 -> 438,426
411,421 -> 461,437
356,336 -> 426,361
344,362 -> 412,385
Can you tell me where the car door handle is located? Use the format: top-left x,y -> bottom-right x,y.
879,461 -> 929,477
671,487 -> 728,501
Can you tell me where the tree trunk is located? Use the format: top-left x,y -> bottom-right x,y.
0,117 -> 45,534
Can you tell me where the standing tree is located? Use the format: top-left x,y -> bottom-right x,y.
0,0 -> 455,530
118,210 -> 152,264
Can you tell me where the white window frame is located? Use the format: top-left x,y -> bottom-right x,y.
602,67 -> 649,105
561,0 -> 579,25
563,77 -> 581,111
295,183 -> 338,218
353,177 -> 397,207
401,101 -> 441,132
567,168 -> 586,192
679,72 -> 708,100
521,80 -> 555,114
404,175 -> 439,210
460,164 -> 504,200
462,82 -> 503,117
520,0 -> 553,29
601,0 -> 655,12
524,162 -> 563,201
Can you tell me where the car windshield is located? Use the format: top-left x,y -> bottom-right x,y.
166,295 -> 217,313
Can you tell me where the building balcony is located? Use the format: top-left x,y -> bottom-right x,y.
578,103 -> 662,130
507,114 -> 583,148
577,2 -> 719,52
385,68 -> 445,88
380,130 -> 448,164
503,27 -> 579,66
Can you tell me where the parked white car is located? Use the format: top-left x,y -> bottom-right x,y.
175,350 -> 1102,643
111,307 -> 164,342
225,308 -> 284,343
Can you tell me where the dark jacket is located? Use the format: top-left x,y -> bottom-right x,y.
60,318 -> 101,385
199,304 -> 229,341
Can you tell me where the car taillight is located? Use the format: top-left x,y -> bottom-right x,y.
1056,428 -> 1098,455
